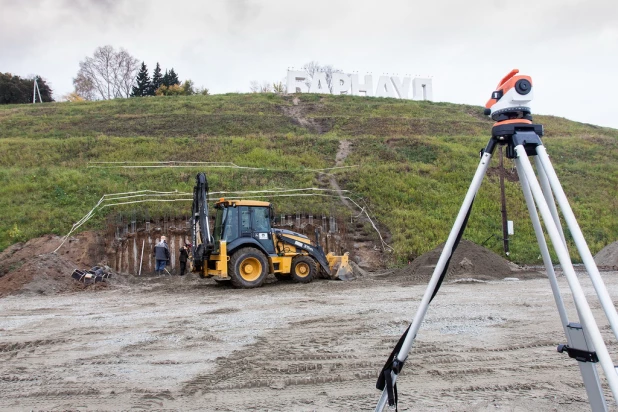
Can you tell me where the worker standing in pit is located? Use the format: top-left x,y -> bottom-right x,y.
153,235 -> 170,275
179,243 -> 189,276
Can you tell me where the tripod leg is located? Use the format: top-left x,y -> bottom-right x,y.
515,145 -> 618,403
534,156 -> 567,248
516,157 -> 608,411
535,146 -> 618,342
516,157 -> 570,331
375,151 -> 493,412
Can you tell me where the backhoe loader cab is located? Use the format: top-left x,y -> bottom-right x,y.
212,199 -> 276,255
191,173 -> 354,288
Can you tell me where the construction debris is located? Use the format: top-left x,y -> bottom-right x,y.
71,266 -> 113,284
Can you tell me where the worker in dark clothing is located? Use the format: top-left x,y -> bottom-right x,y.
179,243 -> 189,276
153,235 -> 170,275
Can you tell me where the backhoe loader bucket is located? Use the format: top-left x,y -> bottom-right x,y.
326,252 -> 355,281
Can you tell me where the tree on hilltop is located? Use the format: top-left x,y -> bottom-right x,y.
72,45 -> 140,100
301,61 -> 342,92
168,68 -> 180,86
162,69 -> 170,87
131,62 -> 151,97
151,62 -> 163,95
0,73 -> 54,104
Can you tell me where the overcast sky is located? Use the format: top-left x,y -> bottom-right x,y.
2,0 -> 617,128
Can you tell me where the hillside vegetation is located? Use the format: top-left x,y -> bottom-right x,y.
1,93 -> 617,264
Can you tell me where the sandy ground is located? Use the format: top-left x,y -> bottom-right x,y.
2,271 -> 618,411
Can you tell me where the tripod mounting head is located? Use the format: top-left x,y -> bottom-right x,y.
484,69 -> 533,123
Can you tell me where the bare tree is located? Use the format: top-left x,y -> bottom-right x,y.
301,61 -> 320,90
73,45 -> 140,100
113,49 -> 140,98
301,61 -> 342,92
249,80 -> 260,93
72,72 -> 97,101
260,81 -> 272,93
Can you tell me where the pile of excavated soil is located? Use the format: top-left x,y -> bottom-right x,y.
390,240 -> 539,283
595,241 -> 618,269
0,233 -> 110,297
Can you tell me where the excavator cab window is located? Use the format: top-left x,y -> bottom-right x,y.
213,204 -> 239,252
222,207 -> 239,244
212,207 -> 226,252
252,207 -> 270,232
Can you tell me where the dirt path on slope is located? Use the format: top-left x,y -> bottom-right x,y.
326,139 -> 387,270
280,96 -> 331,134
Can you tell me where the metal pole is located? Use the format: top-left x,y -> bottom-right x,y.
499,146 -> 509,255
32,77 -> 37,103
138,240 -> 145,276
375,150 -> 493,412
515,145 -> 618,403
36,79 -> 42,104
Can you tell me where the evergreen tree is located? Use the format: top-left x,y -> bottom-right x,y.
131,62 -> 150,97
150,62 -> 163,95
162,69 -> 170,87
168,68 -> 180,86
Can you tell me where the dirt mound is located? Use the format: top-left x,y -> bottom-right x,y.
595,241 -> 618,269
392,240 -> 533,283
0,232 -> 110,297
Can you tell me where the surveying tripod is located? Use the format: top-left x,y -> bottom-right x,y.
375,70 -> 618,411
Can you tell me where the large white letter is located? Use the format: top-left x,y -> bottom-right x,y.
375,76 -> 396,98
309,72 -> 331,94
351,74 -> 373,97
287,70 -> 309,94
331,72 -> 351,95
390,76 -> 411,99
412,78 -> 433,101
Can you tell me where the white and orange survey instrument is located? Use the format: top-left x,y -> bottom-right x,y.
484,68 -> 533,124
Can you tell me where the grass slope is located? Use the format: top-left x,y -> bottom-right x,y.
0,93 -> 616,264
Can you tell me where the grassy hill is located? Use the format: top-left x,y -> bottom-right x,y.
1,93 -> 617,264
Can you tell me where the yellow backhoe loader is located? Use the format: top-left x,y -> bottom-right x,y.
191,173 -> 353,288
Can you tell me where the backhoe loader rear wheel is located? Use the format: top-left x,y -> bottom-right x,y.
291,256 -> 317,284
229,247 -> 268,288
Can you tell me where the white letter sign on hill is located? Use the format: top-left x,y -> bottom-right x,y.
351,74 -> 374,97
331,72 -> 351,95
287,71 -> 309,94
309,72 -> 329,93
287,70 -> 433,101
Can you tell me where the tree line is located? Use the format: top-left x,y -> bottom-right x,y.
1,51 -> 336,105
0,73 -> 53,104
130,62 -> 207,97
71,45 -> 207,101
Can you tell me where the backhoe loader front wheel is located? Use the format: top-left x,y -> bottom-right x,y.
229,248 -> 268,288
291,256 -> 317,284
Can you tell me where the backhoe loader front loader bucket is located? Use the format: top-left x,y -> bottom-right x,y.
326,252 -> 355,281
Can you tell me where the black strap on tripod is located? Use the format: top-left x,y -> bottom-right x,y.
376,325 -> 410,411
376,198 -> 475,410
430,197 -> 474,302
